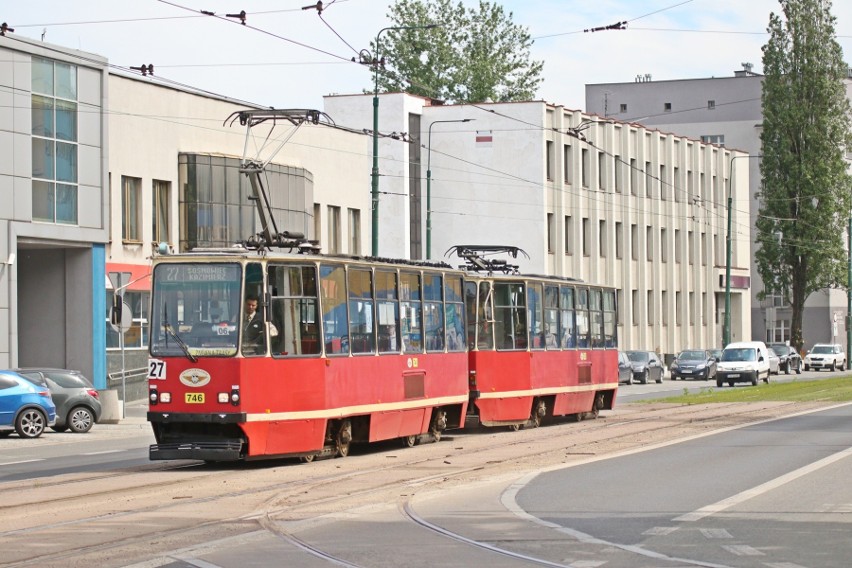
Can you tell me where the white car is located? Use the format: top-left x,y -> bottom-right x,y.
803,343 -> 846,372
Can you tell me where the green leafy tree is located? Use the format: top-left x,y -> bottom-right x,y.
756,0 -> 852,351
368,0 -> 543,103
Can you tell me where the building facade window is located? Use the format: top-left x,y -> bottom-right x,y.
546,140 -> 554,180
547,213 -> 555,253
614,155 -> 621,192
564,215 -> 573,255
598,152 -> 606,190
328,205 -> 341,254
615,222 -> 623,259
31,56 -> 78,224
599,220 -> 606,257
347,208 -> 361,254
106,290 -> 149,350
563,144 -> 572,183
581,149 -> 589,187
582,217 -> 590,256
153,180 -> 170,245
122,176 -> 142,242
313,203 -> 321,243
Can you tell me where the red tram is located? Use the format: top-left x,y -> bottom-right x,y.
146,246 -> 618,462
145,109 -> 617,462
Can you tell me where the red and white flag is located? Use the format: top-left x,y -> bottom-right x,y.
476,130 -> 493,147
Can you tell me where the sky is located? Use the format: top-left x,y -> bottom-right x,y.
4,0 -> 852,113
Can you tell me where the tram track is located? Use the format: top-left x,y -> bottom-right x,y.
0,399 -> 825,567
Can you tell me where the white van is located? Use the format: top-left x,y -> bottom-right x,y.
716,341 -> 771,387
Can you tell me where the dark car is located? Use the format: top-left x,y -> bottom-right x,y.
0,371 -> 56,438
625,350 -> 664,384
617,351 -> 633,385
768,343 -> 802,374
13,368 -> 102,433
707,348 -> 723,362
670,349 -> 717,380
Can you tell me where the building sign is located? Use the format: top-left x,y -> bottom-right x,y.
719,274 -> 751,289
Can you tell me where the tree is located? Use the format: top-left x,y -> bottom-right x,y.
756,0 -> 852,351
368,0 -> 543,104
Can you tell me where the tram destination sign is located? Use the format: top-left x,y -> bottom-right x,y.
159,264 -> 240,282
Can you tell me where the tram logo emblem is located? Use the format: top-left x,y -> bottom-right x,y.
180,368 -> 211,387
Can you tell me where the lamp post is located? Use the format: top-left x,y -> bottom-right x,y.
370,23 -> 438,257
724,154 -> 761,347
426,118 -> 473,259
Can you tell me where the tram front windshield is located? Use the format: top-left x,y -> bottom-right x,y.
150,263 -> 242,357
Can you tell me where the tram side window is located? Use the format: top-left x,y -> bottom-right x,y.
348,268 -> 375,354
465,281 -> 479,349
445,276 -> 466,352
320,264 -> 349,355
603,289 -> 617,347
528,283 -> 545,350
376,270 -> 400,353
267,265 -> 320,356
423,274 -> 444,352
576,288 -> 590,348
400,272 -> 422,353
560,286 -> 576,348
242,262 -> 268,356
495,282 -> 527,350
590,289 -> 604,348
544,285 -> 560,349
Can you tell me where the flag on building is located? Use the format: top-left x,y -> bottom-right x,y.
476,130 -> 493,147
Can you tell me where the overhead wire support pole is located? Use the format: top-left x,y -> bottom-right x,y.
369,23 -> 439,257
725,153 -> 761,348
426,118 -> 473,259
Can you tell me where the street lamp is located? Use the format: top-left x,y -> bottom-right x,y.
724,154 -> 761,347
369,23 -> 439,257
426,118 -> 473,259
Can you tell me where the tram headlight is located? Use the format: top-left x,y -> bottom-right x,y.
230,386 -> 240,406
160,392 -> 171,403
149,387 -> 159,405
218,392 -> 229,404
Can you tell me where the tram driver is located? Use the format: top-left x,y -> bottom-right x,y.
242,295 -> 278,354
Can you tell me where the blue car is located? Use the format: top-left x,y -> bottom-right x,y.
0,371 -> 56,438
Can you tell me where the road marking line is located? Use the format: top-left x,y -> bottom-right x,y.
721,544 -> 763,556
674,445 -> 852,522
0,459 -> 44,466
82,450 -> 125,455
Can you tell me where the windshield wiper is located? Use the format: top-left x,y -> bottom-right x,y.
164,323 -> 198,363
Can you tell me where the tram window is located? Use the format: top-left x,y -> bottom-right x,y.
603,289 -> 617,347
348,268 -> 375,354
320,264 -> 349,355
465,281 -> 479,349
268,265 -> 320,356
445,277 -> 465,352
527,283 -> 545,350
576,288 -> 590,348
242,262 -> 268,356
400,272 -> 422,353
560,286 -> 576,348
590,289 -> 604,347
495,282 -> 526,350
376,270 -> 400,353
424,274 -> 444,352
544,285 -> 560,349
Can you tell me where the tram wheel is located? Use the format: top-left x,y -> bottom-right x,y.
336,420 -> 352,457
429,410 -> 447,442
508,423 -> 521,432
528,399 -> 546,428
401,434 -> 417,448
300,454 -> 316,463
589,393 -> 605,420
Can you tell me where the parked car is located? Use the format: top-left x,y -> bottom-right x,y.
0,371 -> 56,438
13,368 -> 101,433
617,351 -> 633,385
768,343 -> 802,375
716,341 -> 771,387
803,343 -> 847,372
707,348 -> 723,362
767,348 -> 781,375
670,349 -> 716,381
624,350 -> 664,384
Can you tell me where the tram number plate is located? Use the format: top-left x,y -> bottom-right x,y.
185,392 -> 205,404
727,374 -> 740,378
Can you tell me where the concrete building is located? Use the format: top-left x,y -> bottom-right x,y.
0,34 -> 109,385
586,68 -> 852,349
325,94 -> 752,354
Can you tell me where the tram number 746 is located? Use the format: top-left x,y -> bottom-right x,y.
185,393 -> 205,404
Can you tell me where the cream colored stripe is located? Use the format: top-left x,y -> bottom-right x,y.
476,382 -> 618,400
246,394 -> 470,422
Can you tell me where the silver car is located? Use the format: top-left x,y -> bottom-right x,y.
13,368 -> 102,433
